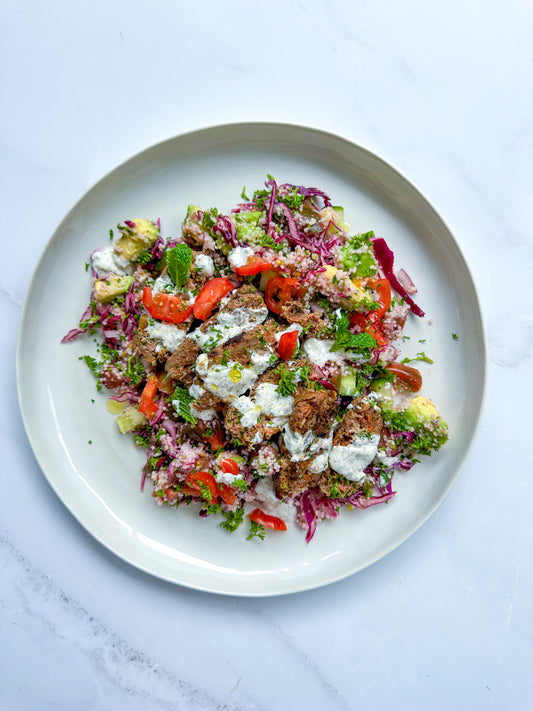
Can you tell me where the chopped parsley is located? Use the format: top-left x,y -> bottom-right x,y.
220,507 -> 245,532
247,520 -> 266,540
401,352 -> 434,365
452,333 -> 459,341
275,364 -> 299,396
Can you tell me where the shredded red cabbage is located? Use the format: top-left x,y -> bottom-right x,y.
213,215 -> 238,247
372,237 -> 425,317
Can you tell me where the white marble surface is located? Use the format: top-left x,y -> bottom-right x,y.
2,1 -> 532,709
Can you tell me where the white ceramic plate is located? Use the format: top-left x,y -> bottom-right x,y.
17,123 -> 485,596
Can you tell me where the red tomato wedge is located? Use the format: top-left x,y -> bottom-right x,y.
248,508 -> 287,531
193,278 -> 235,321
204,422 -> 226,450
138,375 -> 159,418
367,278 -> 392,319
235,255 -> 273,276
386,362 -> 423,391
218,483 -> 237,506
182,471 -> 220,502
142,287 -> 193,324
220,458 -> 240,476
349,278 -> 391,348
277,330 -> 299,361
265,277 -> 301,315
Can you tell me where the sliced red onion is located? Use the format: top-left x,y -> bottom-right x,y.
161,417 -> 178,439
397,268 -> 417,295
349,491 -> 396,509
61,328 -> 85,343
372,237 -> 425,317
266,179 -> 277,237
150,397 -> 166,425
315,379 -> 336,392
140,469 -> 147,492
300,492 -> 317,543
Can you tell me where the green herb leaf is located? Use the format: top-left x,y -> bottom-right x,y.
166,244 -> 193,288
401,351 -> 434,365
220,507 -> 245,532
331,311 -> 377,355
247,520 -> 266,540
172,386 -> 198,425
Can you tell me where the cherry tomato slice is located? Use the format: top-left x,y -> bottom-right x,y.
220,458 -> 240,476
265,277 -> 301,315
277,330 -> 299,361
142,287 -> 193,324
386,362 -> 423,392
235,255 -> 273,276
182,471 -> 220,502
218,483 -> 237,506
193,278 -> 235,321
138,375 -> 159,418
248,508 -> 287,531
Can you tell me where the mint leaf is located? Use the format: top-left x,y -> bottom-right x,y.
166,244 -> 193,288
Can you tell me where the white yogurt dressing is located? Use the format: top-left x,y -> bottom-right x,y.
275,323 -> 303,342
228,246 -> 255,269
189,306 -> 268,352
194,253 -> 214,276
214,469 -> 244,486
195,355 -> 259,401
145,320 -> 187,352
233,383 -> 294,428
254,477 -> 296,523
151,274 -> 175,295
282,423 -> 335,463
91,246 -> 130,277
302,338 -> 348,369
328,433 -> 380,481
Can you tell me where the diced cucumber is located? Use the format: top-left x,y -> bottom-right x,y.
116,406 -> 147,434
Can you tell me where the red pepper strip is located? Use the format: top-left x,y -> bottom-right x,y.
248,508 -> 287,531
182,471 -> 220,502
265,277 -> 301,315
138,375 -> 159,418
235,255 -> 274,276
277,330 -> 299,361
142,287 -> 193,324
193,278 -> 235,321
386,362 -> 422,392
220,458 -> 240,476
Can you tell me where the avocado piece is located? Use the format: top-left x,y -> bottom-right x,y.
94,274 -> 134,303
94,274 -> 133,304
114,219 -> 159,261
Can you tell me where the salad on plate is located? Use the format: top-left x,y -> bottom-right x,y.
63,177 -> 448,542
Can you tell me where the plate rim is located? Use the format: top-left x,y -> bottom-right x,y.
16,121 -> 487,596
